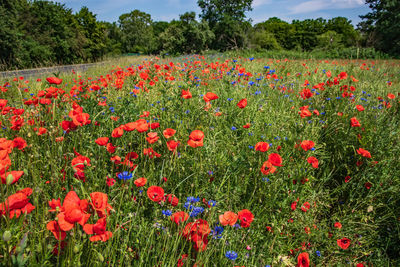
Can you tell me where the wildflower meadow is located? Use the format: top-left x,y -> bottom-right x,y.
0,55 -> 399,266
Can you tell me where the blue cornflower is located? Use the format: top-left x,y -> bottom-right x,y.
190,206 -> 204,217
316,251 -> 321,257
225,251 -> 238,260
231,126 -> 237,131
186,196 -> 200,203
117,171 -> 132,180
211,226 -> 224,239
162,210 -> 172,216
208,200 -> 217,207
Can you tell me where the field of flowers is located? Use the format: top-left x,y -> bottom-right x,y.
0,55 -> 399,266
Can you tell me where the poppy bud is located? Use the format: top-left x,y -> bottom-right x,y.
6,174 -> 14,185
97,252 -> 104,262
73,245 -> 79,253
2,231 -> 11,242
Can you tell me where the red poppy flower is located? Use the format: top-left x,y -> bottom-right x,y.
71,154 -> 91,172
150,122 -> 160,129
123,122 -> 136,131
111,126 -> 124,138
167,194 -> 179,206
387,93 -> 395,99
188,130 -> 204,148
300,140 -> 314,151
268,153 -> 283,167
181,89 -> 192,99
357,148 -> 371,158
12,137 -> 27,150
237,209 -> 254,228
307,156 -> 319,168
83,218 -> 112,242
219,211 -> 238,226
350,117 -> 361,127
56,191 -> 90,232
140,111 -> 150,118
90,192 -> 112,218
48,198 -> 61,212
134,177 -> 147,187
135,119 -> 149,133
166,140 -> 179,152
356,105 -> 364,111
0,188 -> 35,218
339,72 -> 348,80
147,186 -> 164,202
255,142 -> 269,152
237,98 -> 247,109
345,176 -> 351,183
106,177 -> 116,186
146,132 -> 159,144
334,222 -> 342,229
1,170 -> 24,184
291,201 -> 297,211
299,106 -> 312,118
95,137 -> 109,146
260,160 -> 277,175
203,92 -> 218,102
301,202 -> 311,212
297,252 -> 310,267
163,128 -> 176,139
98,140 -> 112,152
242,123 -> 250,128
46,77 -> 62,85
337,237 -> 351,249
364,182 -> 372,189
47,221 -> 66,241
171,211 -> 189,225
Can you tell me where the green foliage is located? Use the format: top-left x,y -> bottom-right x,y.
359,0 -> 400,57
316,30 -> 343,49
249,29 -> 282,51
160,12 -> 214,55
75,6 -> 108,61
198,0 -> 252,50
254,17 -> 296,50
119,9 -> 155,54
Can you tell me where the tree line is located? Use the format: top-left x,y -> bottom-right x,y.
0,0 -> 398,70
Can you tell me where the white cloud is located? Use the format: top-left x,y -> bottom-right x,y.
252,0 -> 272,8
289,0 -> 364,14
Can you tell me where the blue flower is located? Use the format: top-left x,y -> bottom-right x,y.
117,171 -> 132,180
225,251 -> 238,260
316,251 -> 321,257
231,126 -> 237,131
208,200 -> 217,207
162,210 -> 172,216
189,206 -> 204,217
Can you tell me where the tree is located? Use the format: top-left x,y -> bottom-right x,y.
119,10 -> 155,53
254,17 -> 296,50
292,18 -> 327,51
197,0 -> 253,50
359,0 -> 400,56
159,12 -> 214,55
75,7 -> 107,61
326,17 -> 358,47
249,30 -> 281,50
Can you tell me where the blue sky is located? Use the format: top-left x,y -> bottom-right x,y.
56,0 -> 370,26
